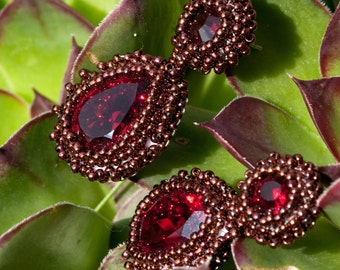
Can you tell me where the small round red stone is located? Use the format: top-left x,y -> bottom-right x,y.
194,11 -> 221,43
249,176 -> 289,215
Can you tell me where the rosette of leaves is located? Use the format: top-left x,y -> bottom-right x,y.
0,0 -> 340,269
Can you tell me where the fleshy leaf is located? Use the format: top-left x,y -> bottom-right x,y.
318,178 -> 340,228
0,90 -> 29,145
62,0 -> 121,26
294,77 -> 340,162
0,113 -> 115,235
320,1 -> 340,76
30,89 -> 54,118
232,217 -> 340,270
0,203 -> 111,269
59,36 -> 83,104
71,0 -> 183,82
114,187 -> 148,222
199,96 -> 335,169
99,245 -> 126,270
135,105 -> 247,188
0,0 -> 93,102
226,0 -> 331,137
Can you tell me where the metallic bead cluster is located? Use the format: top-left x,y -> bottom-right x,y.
50,51 -> 187,182
171,0 -> 256,74
123,168 -> 238,269
236,153 -> 323,247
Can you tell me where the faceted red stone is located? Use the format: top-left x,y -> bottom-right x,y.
71,77 -> 148,149
194,11 -> 221,43
250,176 -> 289,215
139,190 -> 207,253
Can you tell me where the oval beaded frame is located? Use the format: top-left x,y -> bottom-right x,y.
50,51 -> 187,182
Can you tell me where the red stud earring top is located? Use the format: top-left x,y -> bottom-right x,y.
236,153 -> 323,247
171,0 -> 256,74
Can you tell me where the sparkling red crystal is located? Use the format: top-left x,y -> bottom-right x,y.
249,176 -> 289,215
71,77 -> 148,148
194,12 -> 221,43
139,190 -> 207,253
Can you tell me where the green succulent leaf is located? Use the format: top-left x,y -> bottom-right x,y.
199,96 -> 335,169
99,245 -> 126,270
71,0 -> 183,82
226,0 -> 331,134
135,105 -> 247,188
0,203 -> 112,270
232,218 -> 340,270
62,0 -> 121,26
318,178 -> 340,228
0,90 -> 29,145
294,77 -> 340,162
0,113 -> 115,235
0,0 -> 93,103
320,2 -> 340,76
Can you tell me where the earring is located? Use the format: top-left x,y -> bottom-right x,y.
122,168 -> 238,269
50,0 -> 257,182
123,153 -> 323,269
236,152 -> 323,247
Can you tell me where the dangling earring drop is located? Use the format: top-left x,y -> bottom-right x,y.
50,0 -> 257,182
50,52 -> 187,182
123,153 -> 324,269
123,168 -> 238,269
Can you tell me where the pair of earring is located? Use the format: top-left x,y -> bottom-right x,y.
123,152 -> 323,269
50,0 -> 256,182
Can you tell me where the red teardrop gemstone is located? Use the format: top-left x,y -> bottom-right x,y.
194,11 -> 221,43
139,190 -> 207,253
71,77 -> 148,149
250,176 -> 289,215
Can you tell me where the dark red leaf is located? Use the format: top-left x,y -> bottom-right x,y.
320,2 -> 340,77
198,96 -> 332,169
293,76 -> 340,161
30,89 -> 54,118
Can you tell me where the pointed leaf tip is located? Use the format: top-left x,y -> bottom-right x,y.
30,89 -> 54,118
320,2 -> 340,77
318,178 -> 340,228
294,76 -> 340,162
199,96 -> 333,169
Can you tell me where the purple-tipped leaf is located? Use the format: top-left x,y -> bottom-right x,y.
320,2 -> 340,77
232,220 -> 340,269
30,89 -> 54,118
0,203 -> 111,269
199,96 -> 334,169
71,0 -> 183,82
59,37 -> 83,104
294,76 -> 340,161
0,0 -> 94,102
318,178 -> 340,228
99,245 -> 126,270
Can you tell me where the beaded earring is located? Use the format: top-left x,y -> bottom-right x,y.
50,0 -> 256,182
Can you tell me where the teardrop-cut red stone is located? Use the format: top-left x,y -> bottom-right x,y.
194,11 -> 221,43
71,77 -> 148,149
250,176 -> 289,215
139,190 -> 207,253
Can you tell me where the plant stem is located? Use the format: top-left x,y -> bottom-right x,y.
94,181 -> 124,213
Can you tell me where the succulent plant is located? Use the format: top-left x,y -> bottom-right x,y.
1,0 -> 340,269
